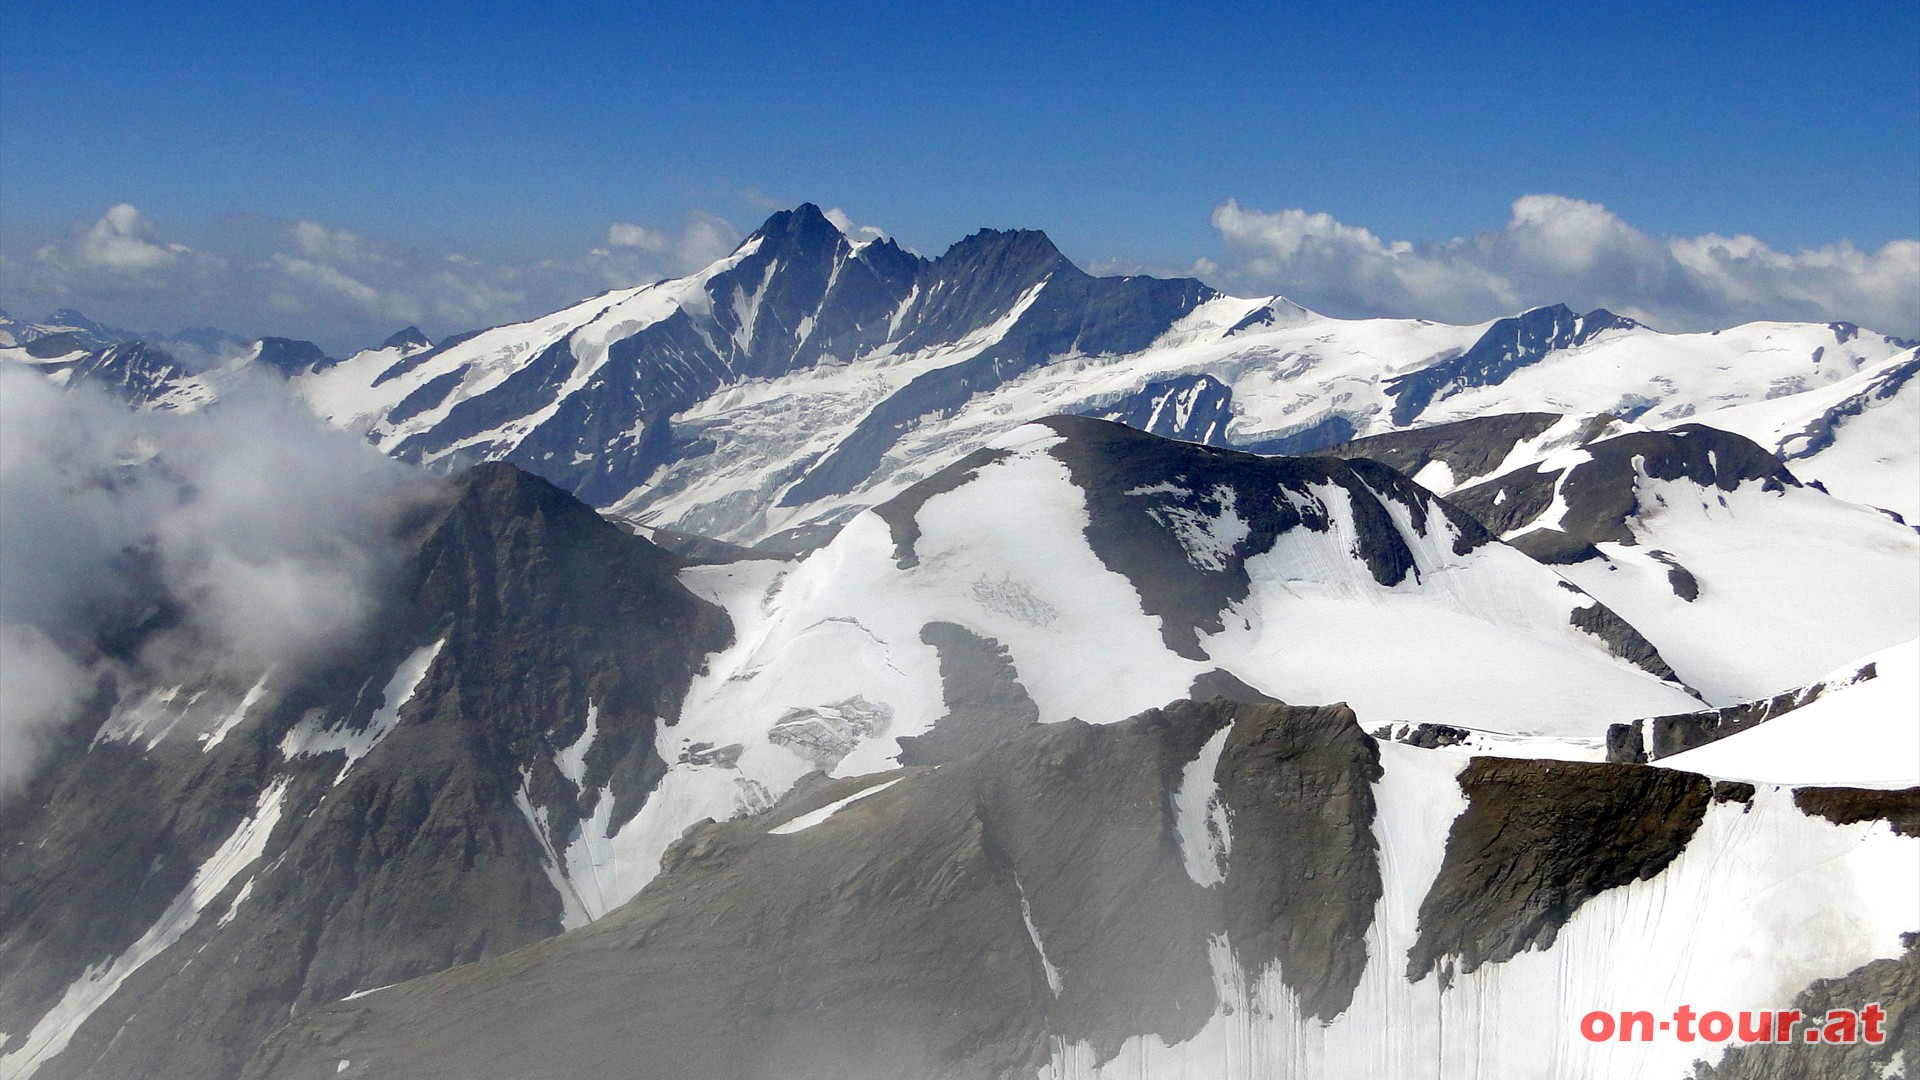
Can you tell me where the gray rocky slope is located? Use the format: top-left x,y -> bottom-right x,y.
238,697 -> 1918,1080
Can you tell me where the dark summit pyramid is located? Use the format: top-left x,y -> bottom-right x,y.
379,326 -> 431,351
252,336 -> 335,377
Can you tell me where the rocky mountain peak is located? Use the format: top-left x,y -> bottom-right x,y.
742,202 -> 850,263
380,325 -> 431,351
935,225 -> 1070,281
252,336 -> 334,378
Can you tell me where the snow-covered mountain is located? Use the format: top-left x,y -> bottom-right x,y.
1340,420 -> 1920,705
3,204 -> 1916,1080
0,308 -> 138,351
0,315 -> 334,411
14,205 -> 1911,550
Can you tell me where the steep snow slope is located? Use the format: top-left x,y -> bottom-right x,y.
1655,639 -> 1919,788
1679,348 -> 1920,521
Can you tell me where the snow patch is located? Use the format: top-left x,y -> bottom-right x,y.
1171,725 -> 1233,886
1014,872 -> 1065,996
280,639 -> 443,784
0,779 -> 289,1079
198,670 -> 273,751
768,777 -> 902,834
554,702 -> 598,788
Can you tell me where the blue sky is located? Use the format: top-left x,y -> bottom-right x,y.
3,0 -> 1916,350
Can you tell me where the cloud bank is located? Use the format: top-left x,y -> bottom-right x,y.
2,205 -> 745,355
1203,195 -> 1920,337
0,366 -> 434,796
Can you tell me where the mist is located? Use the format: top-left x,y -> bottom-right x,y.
0,364 -> 435,796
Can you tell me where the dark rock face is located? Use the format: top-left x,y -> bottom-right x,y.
252,337 -> 334,378
0,463 -> 731,1080
1712,781 -> 1756,804
1318,410 -> 1562,486
20,331 -> 91,358
1384,305 -> 1637,425
1211,701 -> 1382,1020
894,622 -> 1040,765
379,326 -> 431,351
1397,723 -> 1473,749
240,698 -> 1390,1080
1187,668 -> 1280,703
1089,373 -> 1236,447
1408,758 -> 1712,982
1569,600 -> 1683,683
637,524 -> 788,565
1793,787 -> 1920,837
1234,412 -> 1358,456
971,708 -> 1223,1061
1038,414 -> 1493,658
781,238 -> 1214,507
1692,935 -> 1920,1080
249,762 -> 1053,1080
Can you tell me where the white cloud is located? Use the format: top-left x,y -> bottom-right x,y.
287,220 -> 398,269
0,621 -> 90,795
823,207 -> 885,243
270,253 -> 400,315
0,365 -> 433,796
605,221 -> 673,252
602,211 -> 741,277
1207,195 -> 1920,336
72,203 -> 182,271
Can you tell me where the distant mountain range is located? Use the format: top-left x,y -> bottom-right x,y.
2,205 -> 1915,1080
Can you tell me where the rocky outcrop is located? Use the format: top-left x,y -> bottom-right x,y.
1319,410 -> 1563,486
1692,934 -> 1920,1080
1087,372 -> 1236,447
1407,758 -> 1713,983
894,622 -> 1040,765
